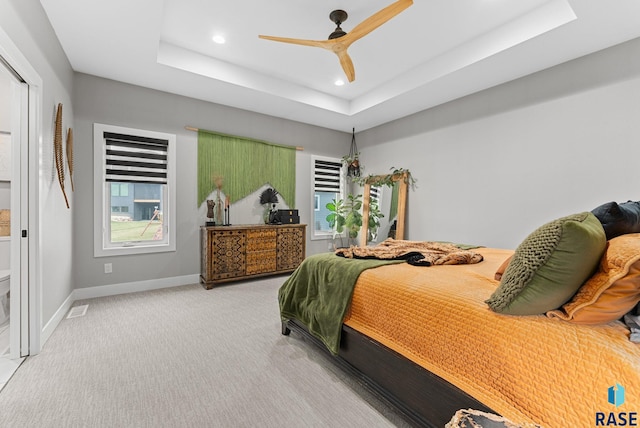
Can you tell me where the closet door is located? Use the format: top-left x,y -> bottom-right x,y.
0,56 -> 28,359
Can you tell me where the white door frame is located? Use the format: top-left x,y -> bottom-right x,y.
8,68 -> 26,358
0,26 -> 43,356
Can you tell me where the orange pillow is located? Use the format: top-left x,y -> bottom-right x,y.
494,255 -> 512,281
546,234 -> 640,325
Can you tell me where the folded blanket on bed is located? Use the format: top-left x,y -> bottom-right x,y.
335,238 -> 484,266
445,408 -> 542,428
278,253 -> 402,354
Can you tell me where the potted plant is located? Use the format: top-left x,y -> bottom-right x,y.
366,198 -> 384,243
343,193 -> 363,241
326,193 -> 364,247
325,197 -> 346,247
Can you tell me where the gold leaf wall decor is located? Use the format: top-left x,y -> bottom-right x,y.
54,103 -> 69,208
66,127 -> 74,192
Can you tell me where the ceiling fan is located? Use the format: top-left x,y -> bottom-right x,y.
258,0 -> 413,83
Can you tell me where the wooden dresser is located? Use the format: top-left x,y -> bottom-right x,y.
200,224 -> 306,289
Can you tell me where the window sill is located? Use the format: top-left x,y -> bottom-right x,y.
311,232 -> 345,241
94,242 -> 176,258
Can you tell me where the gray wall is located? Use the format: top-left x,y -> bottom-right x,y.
0,0 -> 75,341
72,73 -> 348,289
358,37 -> 640,250
7,0 -> 640,330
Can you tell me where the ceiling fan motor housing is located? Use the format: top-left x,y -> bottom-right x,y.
328,10 -> 348,39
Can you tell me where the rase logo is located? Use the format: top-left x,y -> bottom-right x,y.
596,383 -> 637,426
610,384 -> 626,408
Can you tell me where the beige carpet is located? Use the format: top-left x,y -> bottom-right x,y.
0,276 -> 413,427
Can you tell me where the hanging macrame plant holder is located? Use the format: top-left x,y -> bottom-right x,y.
346,127 -> 361,178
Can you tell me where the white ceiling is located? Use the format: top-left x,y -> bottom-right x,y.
40,0 -> 640,132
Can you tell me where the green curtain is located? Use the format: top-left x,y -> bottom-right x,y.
197,130 -> 296,207
389,181 -> 399,220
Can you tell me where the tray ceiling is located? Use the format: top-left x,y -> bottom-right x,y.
40,0 -> 640,131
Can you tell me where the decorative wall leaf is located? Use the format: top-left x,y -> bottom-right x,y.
66,127 -> 74,192
54,103 -> 69,208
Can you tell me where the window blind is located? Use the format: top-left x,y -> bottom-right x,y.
104,131 -> 168,184
314,159 -> 342,192
369,185 -> 381,202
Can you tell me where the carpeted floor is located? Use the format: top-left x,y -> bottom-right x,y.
0,276 -> 413,427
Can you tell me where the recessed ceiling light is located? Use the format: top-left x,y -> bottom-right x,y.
334,79 -> 345,86
212,35 -> 226,44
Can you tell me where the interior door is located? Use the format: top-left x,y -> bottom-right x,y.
0,56 -> 28,359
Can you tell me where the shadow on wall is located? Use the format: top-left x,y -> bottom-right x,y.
198,184 -> 293,226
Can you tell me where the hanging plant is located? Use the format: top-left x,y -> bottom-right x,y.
344,127 -> 361,179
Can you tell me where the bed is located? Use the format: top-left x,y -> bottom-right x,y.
278,209 -> 640,427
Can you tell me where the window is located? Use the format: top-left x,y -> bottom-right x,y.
369,185 -> 381,204
111,183 -> 129,197
94,123 -> 176,257
311,156 -> 344,240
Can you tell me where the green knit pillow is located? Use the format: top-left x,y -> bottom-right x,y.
486,212 -> 606,315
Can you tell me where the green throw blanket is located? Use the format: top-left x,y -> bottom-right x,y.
278,253 -> 402,354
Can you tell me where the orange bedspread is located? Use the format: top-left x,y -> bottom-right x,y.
343,248 -> 640,427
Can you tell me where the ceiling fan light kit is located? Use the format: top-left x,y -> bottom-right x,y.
258,0 -> 413,83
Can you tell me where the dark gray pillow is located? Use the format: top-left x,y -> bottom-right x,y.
591,200 -> 640,240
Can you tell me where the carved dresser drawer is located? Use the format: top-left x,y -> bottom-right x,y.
200,224 -> 306,289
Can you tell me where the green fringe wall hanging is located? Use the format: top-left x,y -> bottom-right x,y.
197,129 -> 297,208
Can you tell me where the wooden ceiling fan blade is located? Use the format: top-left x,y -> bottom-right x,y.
258,35 -> 330,49
337,50 -> 355,82
259,0 -> 412,83
345,0 -> 413,43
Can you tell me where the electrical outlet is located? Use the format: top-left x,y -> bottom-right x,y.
104,263 -> 112,274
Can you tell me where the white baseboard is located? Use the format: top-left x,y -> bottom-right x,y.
40,274 -> 200,352
41,292 -> 74,350
72,274 -> 200,300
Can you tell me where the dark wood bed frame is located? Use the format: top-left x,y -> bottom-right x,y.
282,319 -> 496,428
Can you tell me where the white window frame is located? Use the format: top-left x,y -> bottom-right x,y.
310,155 -> 345,240
93,123 -> 177,257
